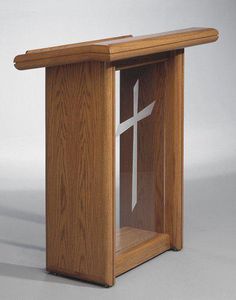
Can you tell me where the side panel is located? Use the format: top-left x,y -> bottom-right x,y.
46,62 -> 115,286
164,50 -> 184,250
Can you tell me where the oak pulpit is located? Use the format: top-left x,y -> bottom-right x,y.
14,28 -> 218,286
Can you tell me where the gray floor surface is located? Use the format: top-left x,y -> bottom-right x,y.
0,173 -> 235,300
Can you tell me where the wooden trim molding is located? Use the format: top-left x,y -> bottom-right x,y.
14,28 -> 218,70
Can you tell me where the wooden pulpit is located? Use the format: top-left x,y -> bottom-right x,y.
14,28 -> 218,286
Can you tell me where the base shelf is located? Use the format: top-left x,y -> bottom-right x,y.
115,226 -> 170,276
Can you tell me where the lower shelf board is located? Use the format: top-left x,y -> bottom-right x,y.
115,227 -> 170,276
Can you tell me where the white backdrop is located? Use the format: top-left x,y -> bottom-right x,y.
0,1 -> 236,299
1,0 -> 236,191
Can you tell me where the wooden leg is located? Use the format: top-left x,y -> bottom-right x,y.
46,62 -> 115,286
164,50 -> 184,250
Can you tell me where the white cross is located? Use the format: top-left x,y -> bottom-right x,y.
117,79 -> 156,211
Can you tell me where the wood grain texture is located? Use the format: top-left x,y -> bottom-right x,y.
119,62 -> 166,232
14,28 -> 218,70
115,232 -> 170,276
46,62 -> 115,286
164,50 -> 184,250
116,227 -> 157,254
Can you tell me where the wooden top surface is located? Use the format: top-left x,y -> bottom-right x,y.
14,27 -> 218,70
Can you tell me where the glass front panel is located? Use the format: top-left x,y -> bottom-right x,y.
116,62 -> 167,253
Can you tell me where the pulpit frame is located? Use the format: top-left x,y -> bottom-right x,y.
14,28 -> 218,286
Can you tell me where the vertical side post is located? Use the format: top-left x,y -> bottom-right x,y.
164,49 -> 184,250
46,62 -> 115,286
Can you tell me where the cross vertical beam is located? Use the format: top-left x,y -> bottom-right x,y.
117,79 -> 156,211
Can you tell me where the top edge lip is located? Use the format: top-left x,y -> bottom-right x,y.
96,27 -> 219,45
23,34 -> 133,55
